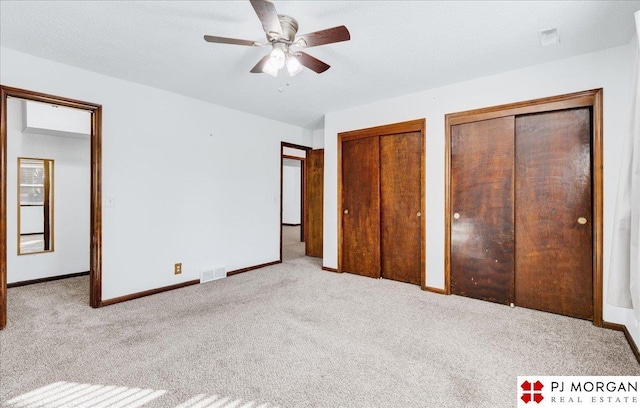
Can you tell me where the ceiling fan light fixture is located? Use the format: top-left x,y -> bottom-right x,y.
269,44 -> 286,69
262,59 -> 279,77
286,54 -> 303,76
204,1 -> 350,77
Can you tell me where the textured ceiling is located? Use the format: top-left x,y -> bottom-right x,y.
1,1 -> 639,129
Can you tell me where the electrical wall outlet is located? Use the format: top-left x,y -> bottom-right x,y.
174,263 -> 182,275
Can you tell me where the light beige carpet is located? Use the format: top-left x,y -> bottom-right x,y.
1,256 -> 638,407
282,225 -> 305,261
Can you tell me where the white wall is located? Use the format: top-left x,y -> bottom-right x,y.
23,100 -> 91,138
312,128 -> 324,149
1,47 -> 312,300
282,159 -> 302,225
7,99 -> 90,283
283,146 -> 306,158
324,42 -> 639,343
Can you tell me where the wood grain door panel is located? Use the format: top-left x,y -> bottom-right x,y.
341,137 -> 381,278
515,108 -> 593,319
451,117 -> 515,304
305,149 -> 324,258
380,132 -> 422,285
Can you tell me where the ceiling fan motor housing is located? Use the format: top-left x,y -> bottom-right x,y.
276,15 -> 299,42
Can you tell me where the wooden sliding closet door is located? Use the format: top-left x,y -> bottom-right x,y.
380,132 -> 422,285
515,108 -> 593,320
450,117 -> 515,304
341,137 -> 381,278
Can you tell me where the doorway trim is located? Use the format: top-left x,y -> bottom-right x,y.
337,119 -> 426,287
0,85 -> 102,329
280,142 -> 311,262
444,88 -> 604,326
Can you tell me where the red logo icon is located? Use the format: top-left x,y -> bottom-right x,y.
521,380 -> 544,404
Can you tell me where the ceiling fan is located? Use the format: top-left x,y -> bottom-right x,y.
204,0 -> 350,76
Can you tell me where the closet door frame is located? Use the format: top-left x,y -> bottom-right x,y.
444,89 -> 604,326
338,119 -> 426,288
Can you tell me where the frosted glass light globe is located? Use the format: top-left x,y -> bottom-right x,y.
269,47 -> 286,69
286,55 -> 303,76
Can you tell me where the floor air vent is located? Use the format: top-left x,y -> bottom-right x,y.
200,267 -> 226,283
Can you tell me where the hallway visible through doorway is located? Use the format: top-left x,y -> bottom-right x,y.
282,225 -> 305,261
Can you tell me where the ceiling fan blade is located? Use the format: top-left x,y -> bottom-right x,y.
296,26 -> 350,48
250,55 -> 270,73
250,0 -> 282,37
297,52 -> 330,74
204,35 -> 257,46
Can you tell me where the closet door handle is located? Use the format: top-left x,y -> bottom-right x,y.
577,217 -> 587,225
417,212 -> 421,217
344,209 -> 349,214
453,212 -> 460,220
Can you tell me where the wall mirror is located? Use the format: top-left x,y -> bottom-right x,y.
18,157 -> 54,255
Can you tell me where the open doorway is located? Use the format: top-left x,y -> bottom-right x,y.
281,143 -> 309,262
279,142 -> 324,263
0,86 -> 102,330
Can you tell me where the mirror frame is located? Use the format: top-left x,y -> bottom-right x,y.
17,157 -> 55,255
